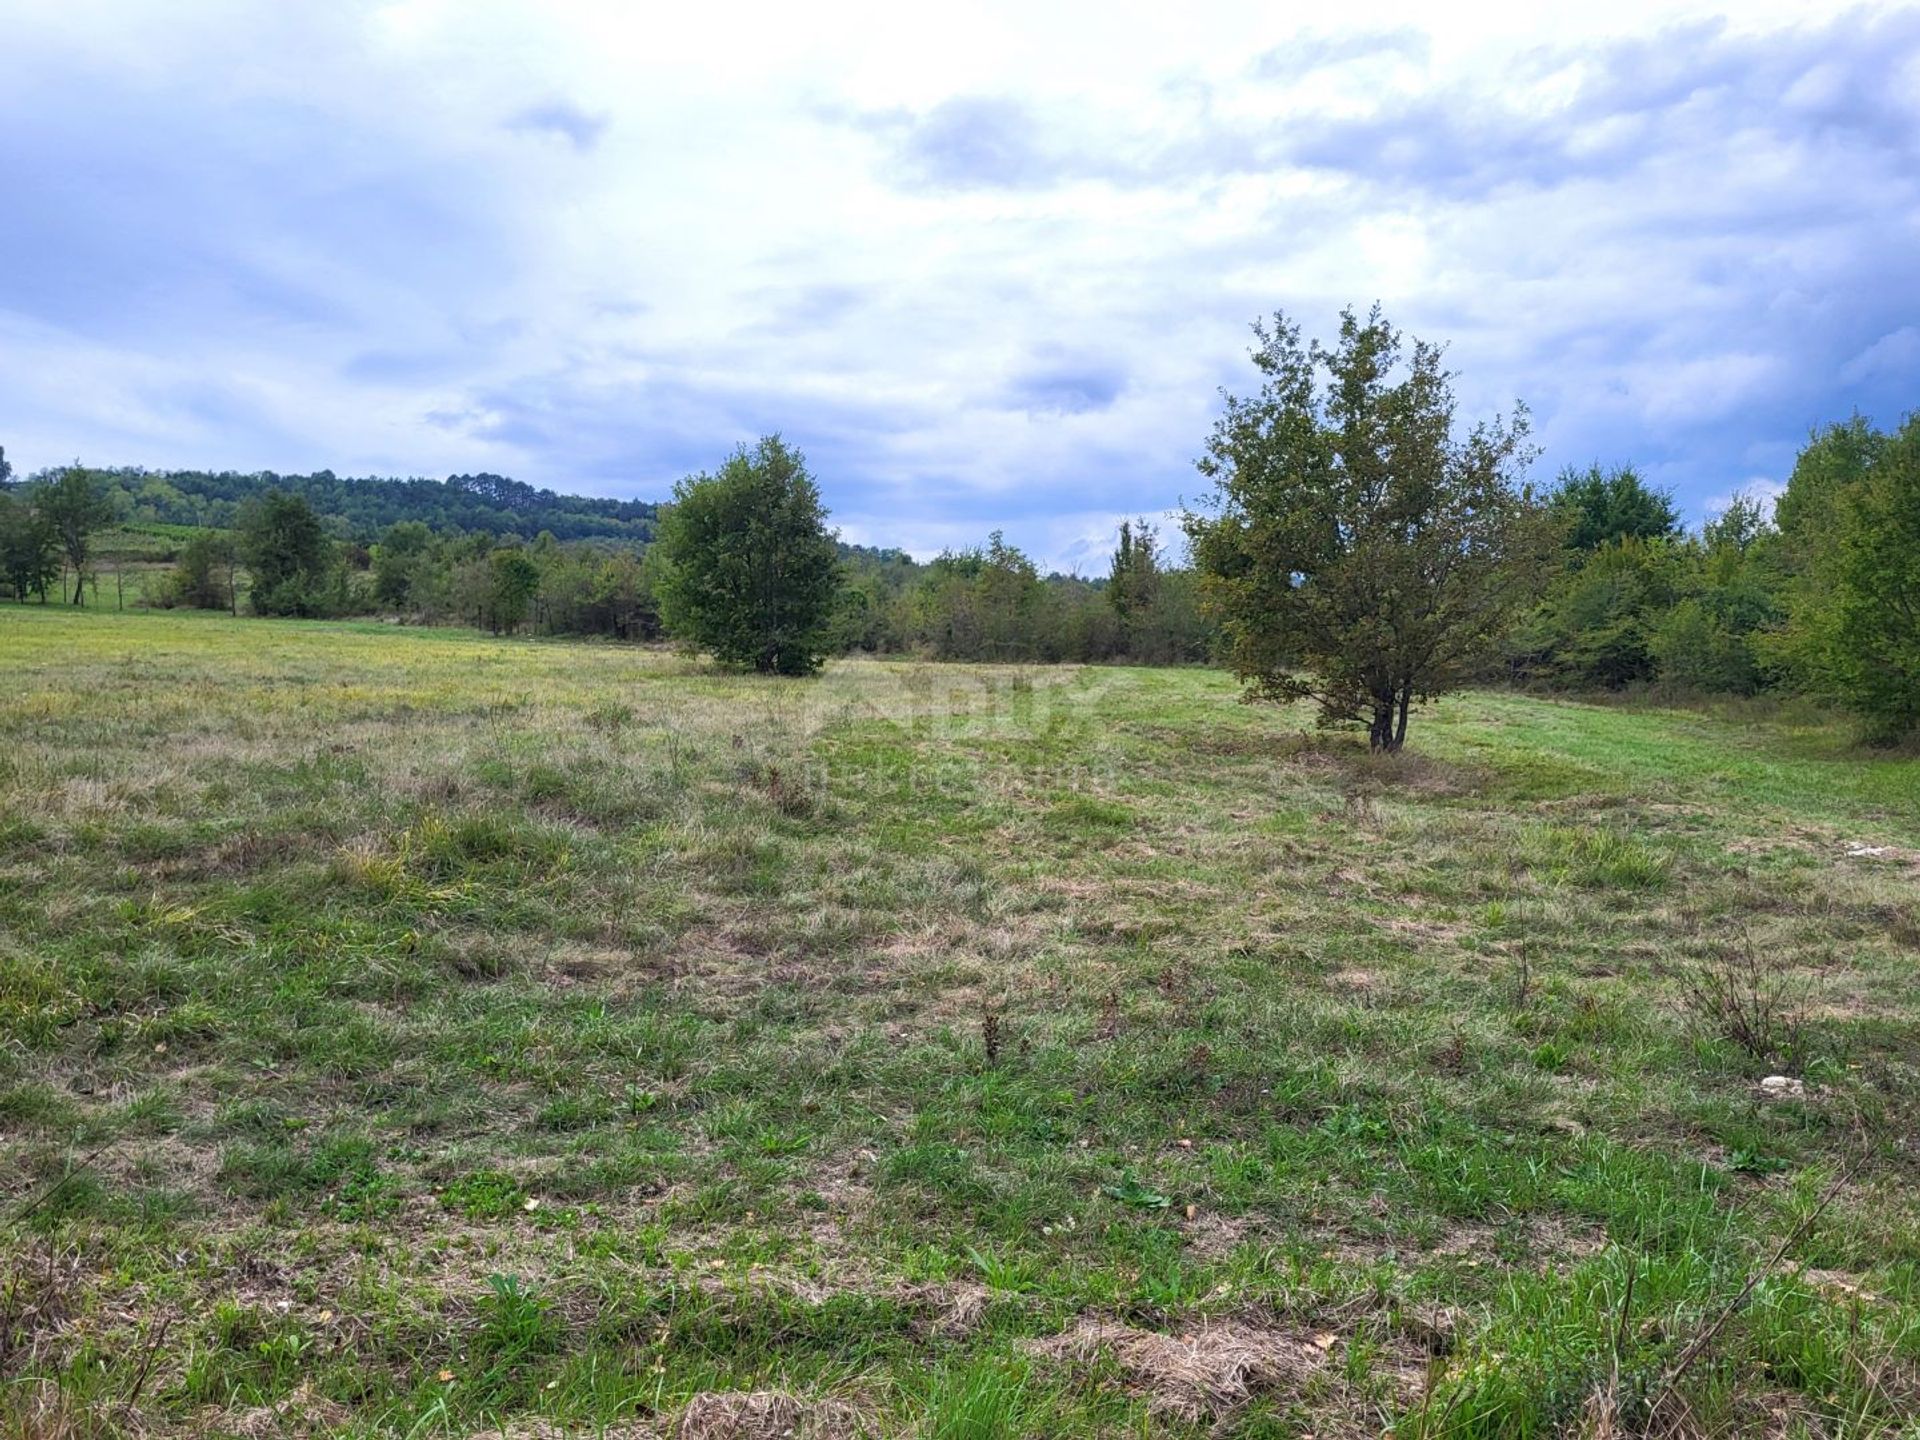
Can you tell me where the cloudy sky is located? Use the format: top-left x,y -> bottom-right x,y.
4,1 -> 1916,570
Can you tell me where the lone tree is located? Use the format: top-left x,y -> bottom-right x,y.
39,465 -> 115,604
1185,307 -> 1549,752
654,435 -> 842,675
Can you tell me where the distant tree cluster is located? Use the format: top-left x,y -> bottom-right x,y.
838,528 -> 1210,665
1504,415 -> 1920,741
76,466 -> 657,543
0,465 -> 112,604
645,437 -> 1212,670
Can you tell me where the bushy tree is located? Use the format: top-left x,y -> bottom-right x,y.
1548,463 -> 1681,551
1128,567 -> 1213,664
238,490 -> 335,616
1186,307 -> 1549,751
1512,537 -> 1686,688
373,521 -> 433,610
904,533 -> 1047,660
0,487 -> 60,601
38,465 -> 115,604
1765,416 -> 1886,696
1108,520 -> 1161,636
484,547 -> 541,634
1801,416 -> 1920,741
654,436 -> 841,675
162,532 -> 237,610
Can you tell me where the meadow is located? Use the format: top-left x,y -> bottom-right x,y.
3,606 -> 1919,1438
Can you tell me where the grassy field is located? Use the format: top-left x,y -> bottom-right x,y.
3,606 -> 1919,1439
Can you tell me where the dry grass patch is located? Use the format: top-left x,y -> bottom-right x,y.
672,1391 -> 869,1440
1023,1315 -> 1365,1425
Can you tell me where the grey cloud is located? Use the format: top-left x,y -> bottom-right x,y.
1004,365 -> 1125,416
849,10 -> 1920,201
882,96 -> 1062,191
507,100 -> 611,151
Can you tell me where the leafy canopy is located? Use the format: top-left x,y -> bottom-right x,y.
1785,416 -> 1920,742
654,435 -> 842,676
238,490 -> 335,617
1185,306 -> 1550,751
0,486 -> 61,602
37,466 -> 116,604
1547,463 -> 1680,552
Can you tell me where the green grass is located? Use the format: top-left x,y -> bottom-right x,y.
3,606 -> 1920,1437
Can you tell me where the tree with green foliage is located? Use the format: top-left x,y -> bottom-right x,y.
1512,536 -> 1684,689
164,532 -> 237,610
1793,416 -> 1920,742
1108,519 -> 1162,638
1765,416 -> 1886,696
1548,463 -> 1680,552
903,533 -> 1049,661
0,486 -> 61,602
484,547 -> 541,634
238,490 -> 335,616
654,436 -> 842,675
37,465 -> 115,604
1772,415 -> 1883,553
373,520 -> 434,610
1186,307 -> 1549,751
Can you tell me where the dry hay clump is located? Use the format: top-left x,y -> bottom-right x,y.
673,1390 -> 869,1440
463,1424 -> 660,1440
225,1382 -> 354,1438
1023,1316 -> 1336,1423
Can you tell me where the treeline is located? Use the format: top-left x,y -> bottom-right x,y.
171,495 -> 1212,662
1511,414 -> 1918,739
45,464 -> 659,544
0,458 -> 1214,663
839,525 -> 1211,663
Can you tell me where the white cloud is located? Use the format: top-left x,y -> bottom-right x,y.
1,0 -> 1915,566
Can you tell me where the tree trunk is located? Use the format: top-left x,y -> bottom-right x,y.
1368,702 -> 1395,752
1393,685 -> 1412,750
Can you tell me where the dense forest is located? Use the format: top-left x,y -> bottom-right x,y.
63,465 -> 659,543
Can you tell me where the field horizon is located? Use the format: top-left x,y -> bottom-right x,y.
4,606 -> 1919,1438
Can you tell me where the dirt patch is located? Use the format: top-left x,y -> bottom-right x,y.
1427,1213 -> 1608,1262
673,1390 -> 868,1439
1182,1211 -> 1255,1260
1023,1316 -> 1337,1423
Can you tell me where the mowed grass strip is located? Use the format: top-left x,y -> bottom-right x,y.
3,606 -> 1919,1438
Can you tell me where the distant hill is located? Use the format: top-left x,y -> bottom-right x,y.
80,466 -> 660,545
